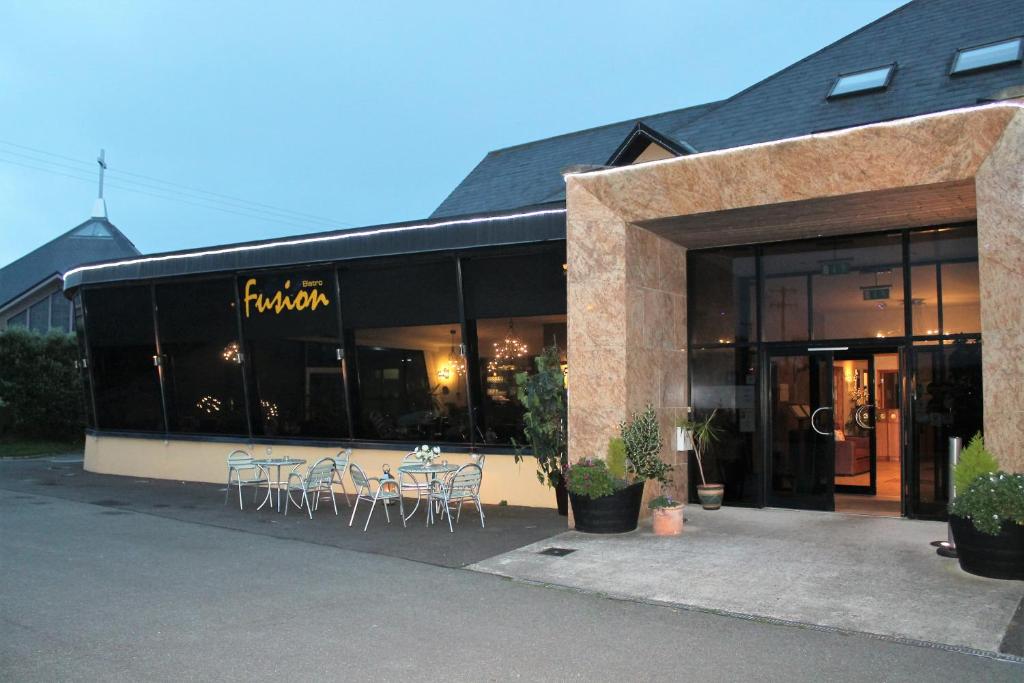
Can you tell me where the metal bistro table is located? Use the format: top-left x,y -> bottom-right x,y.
254,457 -> 306,512
397,462 -> 457,524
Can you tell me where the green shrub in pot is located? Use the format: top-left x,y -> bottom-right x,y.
948,470 -> 1024,580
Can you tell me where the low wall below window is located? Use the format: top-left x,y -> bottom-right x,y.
83,434 -> 555,508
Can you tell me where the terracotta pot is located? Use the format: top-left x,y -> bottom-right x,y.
697,484 -> 725,510
652,504 -> 685,536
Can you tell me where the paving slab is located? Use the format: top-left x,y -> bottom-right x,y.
469,505 -> 1024,653
0,456 -> 566,568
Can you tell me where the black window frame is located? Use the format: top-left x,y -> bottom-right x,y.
949,36 -> 1023,76
826,63 -> 896,100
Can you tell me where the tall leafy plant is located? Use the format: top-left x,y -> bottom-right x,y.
953,432 -> 998,496
678,409 -> 721,486
514,346 -> 567,488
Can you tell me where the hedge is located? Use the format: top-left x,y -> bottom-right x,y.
0,327 -> 85,440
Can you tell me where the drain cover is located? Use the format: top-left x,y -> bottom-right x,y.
538,547 -> 577,557
91,499 -> 129,507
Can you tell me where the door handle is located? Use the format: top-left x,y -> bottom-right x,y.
811,407 -> 833,436
855,404 -> 875,430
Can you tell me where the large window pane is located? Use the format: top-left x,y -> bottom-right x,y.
910,226 -> 980,336
83,286 -> 164,431
73,294 -> 95,428
688,247 -> 756,345
763,234 -> 904,341
29,298 -> 49,333
156,279 -> 247,435
341,259 -> 466,442
910,341 -> 982,519
688,348 -> 759,506
475,315 -> 566,444
462,248 -> 567,445
50,293 -> 71,333
239,269 -> 346,439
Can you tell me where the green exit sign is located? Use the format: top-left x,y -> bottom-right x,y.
863,286 -> 891,300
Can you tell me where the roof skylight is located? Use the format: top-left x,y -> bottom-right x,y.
827,64 -> 894,99
951,37 -> 1023,75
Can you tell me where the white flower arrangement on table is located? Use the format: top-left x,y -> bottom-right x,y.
414,444 -> 442,465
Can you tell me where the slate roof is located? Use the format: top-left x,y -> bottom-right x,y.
430,101 -> 721,217
0,217 -> 139,309
433,0 -> 1024,218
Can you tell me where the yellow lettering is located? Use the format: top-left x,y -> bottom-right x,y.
243,278 -> 331,317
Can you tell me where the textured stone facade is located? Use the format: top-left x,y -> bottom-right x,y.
566,103 -> 1024,494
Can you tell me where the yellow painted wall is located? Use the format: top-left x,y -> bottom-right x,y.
83,434 -> 555,508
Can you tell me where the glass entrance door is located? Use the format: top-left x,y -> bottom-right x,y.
766,350 -> 835,510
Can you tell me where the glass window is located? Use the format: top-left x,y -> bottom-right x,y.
73,294 -> 95,428
951,37 -> 1022,74
29,298 -> 49,333
50,293 -> 71,333
762,233 -> 904,341
7,309 -> 27,327
910,341 -> 982,519
156,279 -> 248,435
910,226 -> 980,336
342,259 -> 468,442
462,249 -> 567,445
688,348 -> 759,506
475,316 -> 566,444
239,269 -> 347,439
828,65 -> 894,98
688,247 -> 756,345
761,249 -> 810,342
83,286 -> 164,431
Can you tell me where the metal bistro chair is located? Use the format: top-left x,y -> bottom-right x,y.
428,463 -> 484,532
398,452 -> 433,510
331,448 -> 353,507
224,449 -> 269,510
348,463 -> 405,532
284,457 -> 338,518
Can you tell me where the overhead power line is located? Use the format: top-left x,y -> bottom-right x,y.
0,155 -> 341,233
0,139 -> 355,228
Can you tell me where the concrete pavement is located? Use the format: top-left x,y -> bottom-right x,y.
2,489 -> 1022,680
470,505 -> 1024,655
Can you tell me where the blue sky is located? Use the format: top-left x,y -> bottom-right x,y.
0,0 -> 905,266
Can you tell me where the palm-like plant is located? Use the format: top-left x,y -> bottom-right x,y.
678,409 -> 721,486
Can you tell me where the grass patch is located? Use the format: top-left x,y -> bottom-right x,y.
0,436 -> 84,458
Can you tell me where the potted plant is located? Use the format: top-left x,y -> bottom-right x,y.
566,405 -> 671,533
678,409 -> 723,509
649,495 -> 684,536
513,346 -> 569,515
947,434 -> 1024,580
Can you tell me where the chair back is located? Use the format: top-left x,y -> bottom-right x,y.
227,449 -> 255,469
447,463 -> 483,497
334,448 -> 353,470
471,454 -> 486,469
348,462 -> 371,489
306,457 -> 336,487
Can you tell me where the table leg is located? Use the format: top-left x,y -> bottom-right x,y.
256,465 -> 273,511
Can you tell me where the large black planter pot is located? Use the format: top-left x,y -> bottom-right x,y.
570,481 -> 645,534
950,515 -> 1024,581
555,480 -> 569,517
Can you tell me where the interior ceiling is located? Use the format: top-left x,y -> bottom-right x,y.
638,180 -> 976,250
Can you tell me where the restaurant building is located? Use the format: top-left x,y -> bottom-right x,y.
67,0 -> 1024,517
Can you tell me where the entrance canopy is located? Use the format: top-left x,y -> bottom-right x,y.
564,103 -> 1024,500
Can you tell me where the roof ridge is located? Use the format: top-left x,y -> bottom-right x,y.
487,100 -> 723,155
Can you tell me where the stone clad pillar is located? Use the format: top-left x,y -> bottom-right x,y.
976,109 -> 1024,473
566,181 -> 689,505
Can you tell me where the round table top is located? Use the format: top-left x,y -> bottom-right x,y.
253,458 -> 306,467
397,462 -> 458,474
